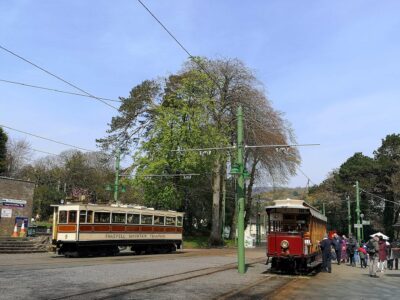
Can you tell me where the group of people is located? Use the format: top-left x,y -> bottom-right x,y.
319,232 -> 400,277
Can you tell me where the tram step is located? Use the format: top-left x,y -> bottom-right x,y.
308,261 -> 322,268
0,241 -> 37,246
0,249 -> 47,254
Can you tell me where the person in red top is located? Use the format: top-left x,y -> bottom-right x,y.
358,243 -> 367,268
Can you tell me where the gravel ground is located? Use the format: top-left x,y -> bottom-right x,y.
5,249 -> 395,300
0,248 -> 272,300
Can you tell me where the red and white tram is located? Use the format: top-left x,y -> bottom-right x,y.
52,203 -> 183,257
266,199 -> 327,273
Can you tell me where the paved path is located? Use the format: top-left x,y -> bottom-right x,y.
272,263 -> 400,300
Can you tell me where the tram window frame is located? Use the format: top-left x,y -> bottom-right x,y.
87,210 -> 93,223
153,215 -> 165,225
79,210 -> 87,223
59,211 -> 67,224
141,214 -> 153,225
68,210 -> 77,224
165,216 -> 176,226
94,212 -> 111,224
177,216 -> 183,227
127,214 -> 140,224
112,213 -> 126,224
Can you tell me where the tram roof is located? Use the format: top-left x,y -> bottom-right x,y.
51,203 -> 184,216
265,199 -> 327,222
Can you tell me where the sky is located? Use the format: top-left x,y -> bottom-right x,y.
1,0 -> 400,188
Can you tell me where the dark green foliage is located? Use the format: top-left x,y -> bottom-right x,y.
0,128 -> 8,175
33,186 -> 64,221
310,134 -> 400,239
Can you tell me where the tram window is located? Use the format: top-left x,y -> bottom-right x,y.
68,211 -> 77,224
154,216 -> 165,225
141,215 -> 153,225
59,211 -> 67,223
112,213 -> 126,224
79,211 -> 86,223
177,216 -> 183,227
165,216 -> 175,226
87,210 -> 93,223
127,214 -> 140,224
94,212 -> 111,223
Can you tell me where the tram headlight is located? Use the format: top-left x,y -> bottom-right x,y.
280,240 -> 289,249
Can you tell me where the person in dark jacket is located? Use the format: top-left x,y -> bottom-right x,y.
347,234 -> 357,266
332,233 -> 342,265
320,233 -> 333,273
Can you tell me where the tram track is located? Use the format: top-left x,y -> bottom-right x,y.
50,258 -> 266,300
0,250 -> 211,273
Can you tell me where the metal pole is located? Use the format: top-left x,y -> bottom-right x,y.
361,221 -> 364,241
355,181 -> 361,242
114,148 -> 121,202
347,195 -> 351,237
322,202 -> 325,216
237,106 -> 245,274
256,197 -> 260,246
221,175 -> 226,241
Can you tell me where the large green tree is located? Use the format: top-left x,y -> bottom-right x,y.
98,57 -> 300,245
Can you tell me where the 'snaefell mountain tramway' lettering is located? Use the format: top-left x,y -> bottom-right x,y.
105,233 -> 167,239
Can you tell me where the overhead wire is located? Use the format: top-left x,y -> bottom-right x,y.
0,124 -> 95,152
136,0 -> 222,91
359,188 -> 400,207
0,79 -> 122,103
297,167 -> 317,186
0,44 -> 119,110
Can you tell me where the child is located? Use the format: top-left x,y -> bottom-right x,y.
358,245 -> 367,268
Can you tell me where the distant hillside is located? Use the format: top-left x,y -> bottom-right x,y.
255,187 -> 308,200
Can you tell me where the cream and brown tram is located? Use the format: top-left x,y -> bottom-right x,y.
52,204 -> 183,257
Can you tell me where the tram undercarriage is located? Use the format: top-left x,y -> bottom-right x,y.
58,240 -> 180,257
268,253 -> 322,275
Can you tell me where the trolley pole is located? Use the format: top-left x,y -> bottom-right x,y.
355,181 -> 361,242
114,148 -> 121,202
347,195 -> 351,237
236,106 -> 246,274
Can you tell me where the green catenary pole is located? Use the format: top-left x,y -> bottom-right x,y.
355,181 -> 361,242
347,195 -> 351,237
221,176 -> 226,241
237,106 -> 245,274
114,148 -> 121,202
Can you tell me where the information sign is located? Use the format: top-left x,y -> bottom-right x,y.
0,198 -> 27,208
1,208 -> 12,218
